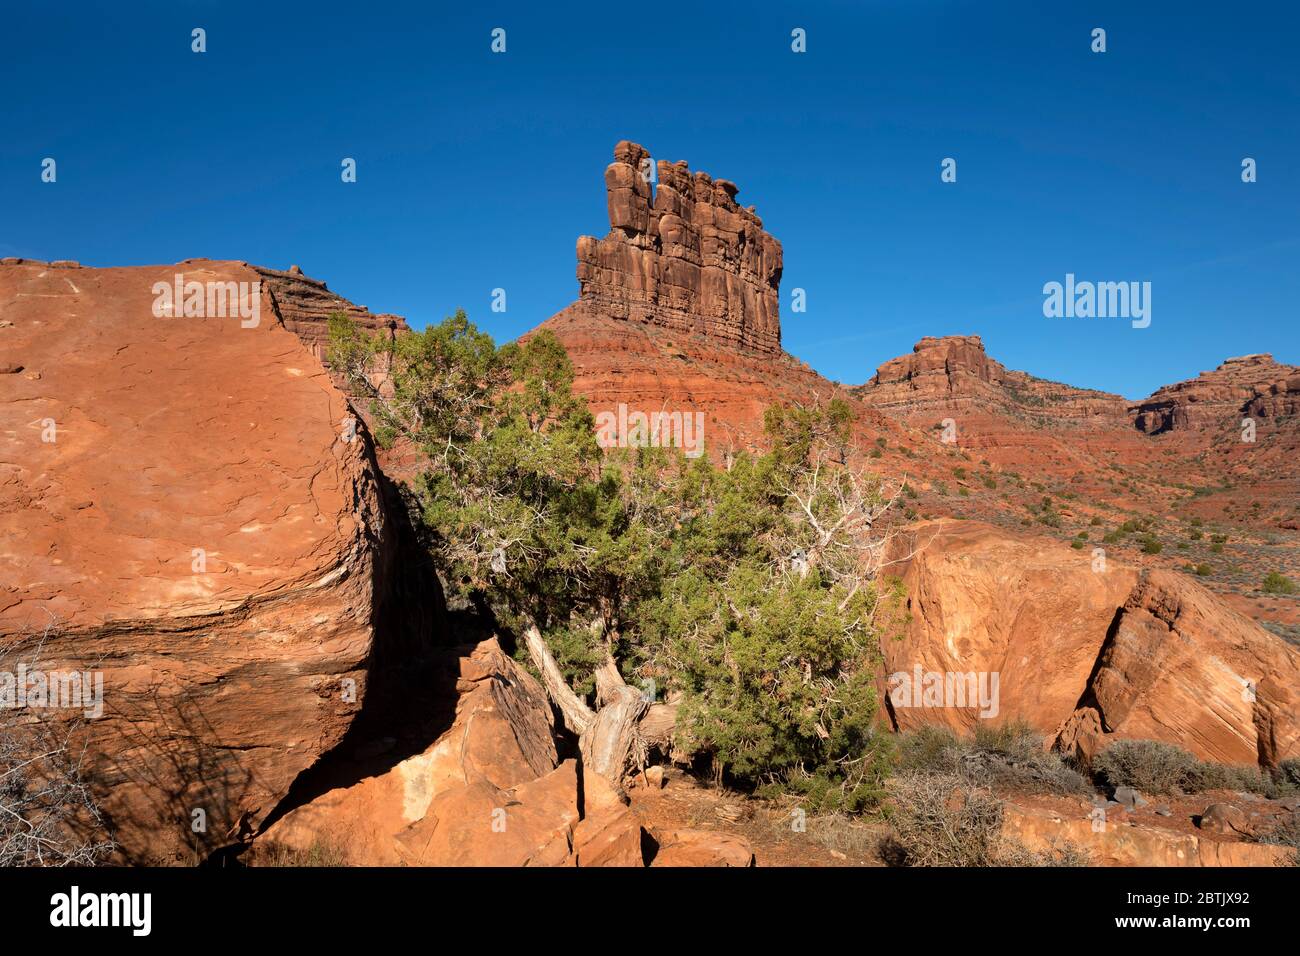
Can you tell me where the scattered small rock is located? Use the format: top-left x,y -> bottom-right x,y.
1113,785 -> 1148,810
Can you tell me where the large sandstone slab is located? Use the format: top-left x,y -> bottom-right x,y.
1003,803 -> 1291,867
883,520 -> 1300,766
0,260 -> 392,861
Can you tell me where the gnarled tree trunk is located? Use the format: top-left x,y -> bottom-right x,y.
520,622 -> 671,789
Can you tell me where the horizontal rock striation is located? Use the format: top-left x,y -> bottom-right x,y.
251,263 -> 409,366
574,140 -> 783,354
862,335 -> 1130,423
1130,353 -> 1300,434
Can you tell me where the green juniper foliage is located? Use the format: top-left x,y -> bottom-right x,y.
329,312 -> 904,810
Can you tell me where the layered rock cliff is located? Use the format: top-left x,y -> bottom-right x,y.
861,334 -> 1130,424
1131,353 -> 1300,434
570,140 -> 783,355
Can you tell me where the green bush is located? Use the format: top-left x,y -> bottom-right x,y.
1263,572 -> 1297,595
328,312 -> 902,812
1140,535 -> 1163,555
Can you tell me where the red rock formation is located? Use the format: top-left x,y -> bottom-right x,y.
1131,353 -> 1300,434
537,307 -> 881,459
572,140 -> 783,355
863,335 -> 1130,424
882,520 -> 1300,767
1060,569 -> 1300,766
0,259 -> 397,861
1002,802 -> 1293,867
261,639 -> 747,867
251,263 -> 409,379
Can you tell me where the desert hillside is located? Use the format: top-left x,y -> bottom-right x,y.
1,143 -> 1297,871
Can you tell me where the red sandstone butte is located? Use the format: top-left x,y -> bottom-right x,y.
569,140 -> 783,355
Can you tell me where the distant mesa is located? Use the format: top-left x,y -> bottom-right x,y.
858,333 -> 1129,423
1131,352 -> 1300,435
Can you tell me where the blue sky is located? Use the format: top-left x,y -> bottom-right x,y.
2,0 -> 1296,399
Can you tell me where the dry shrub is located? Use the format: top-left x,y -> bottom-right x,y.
882,771 -> 1089,867
895,721 -> 1090,796
1093,739 -> 1299,798
1257,814 -> 1300,866
1,628 -> 115,866
252,836 -> 351,867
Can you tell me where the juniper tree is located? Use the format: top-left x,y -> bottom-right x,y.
329,313 -> 904,805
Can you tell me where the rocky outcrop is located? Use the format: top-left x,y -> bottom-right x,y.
0,259 -> 398,862
535,307 -> 877,460
1002,802 -> 1292,866
882,521 -> 1300,767
571,140 -> 783,355
1059,569 -> 1300,766
261,638 -> 748,867
251,263 -> 408,382
261,639 -> 566,865
1131,353 -> 1300,434
861,335 -> 1129,423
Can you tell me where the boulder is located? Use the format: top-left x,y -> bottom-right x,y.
572,804 -> 645,867
649,828 -> 755,867
1197,804 -> 1251,836
395,760 -> 580,867
1113,786 -> 1147,810
882,520 -> 1300,768
0,259 -> 398,863
261,639 -> 561,865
